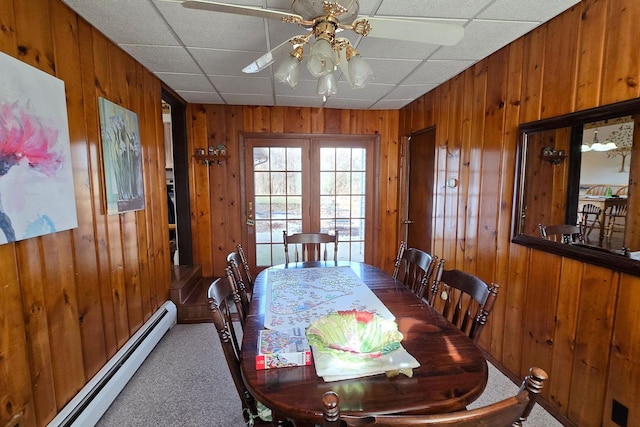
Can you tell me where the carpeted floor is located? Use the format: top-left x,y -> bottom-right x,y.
97,323 -> 563,427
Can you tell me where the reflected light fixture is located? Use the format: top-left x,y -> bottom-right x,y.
581,129 -> 618,152
273,4 -> 374,100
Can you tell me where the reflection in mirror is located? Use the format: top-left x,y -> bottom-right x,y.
513,99 -> 640,273
578,118 -> 632,251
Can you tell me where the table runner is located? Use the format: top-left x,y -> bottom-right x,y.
264,266 -> 394,330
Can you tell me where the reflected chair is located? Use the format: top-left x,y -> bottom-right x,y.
392,241 -> 438,300
579,204 -> 602,240
586,184 -> 608,196
283,230 -> 338,263
615,185 -> 628,196
605,204 -> 627,241
427,262 -> 499,344
539,224 -> 584,244
321,367 -> 548,427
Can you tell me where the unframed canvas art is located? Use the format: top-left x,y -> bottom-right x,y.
0,51 -> 78,245
98,97 -> 144,215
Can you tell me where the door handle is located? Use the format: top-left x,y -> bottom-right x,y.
247,201 -> 254,226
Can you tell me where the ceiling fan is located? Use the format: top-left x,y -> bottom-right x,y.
179,0 -> 465,96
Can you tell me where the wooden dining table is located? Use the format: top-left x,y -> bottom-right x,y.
240,261 -> 488,426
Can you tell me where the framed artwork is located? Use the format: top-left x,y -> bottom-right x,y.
98,97 -> 145,215
0,51 -> 78,245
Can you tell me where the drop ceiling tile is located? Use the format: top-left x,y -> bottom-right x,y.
177,90 -> 224,104
478,0 -> 581,21
403,59 -> 475,85
431,19 -> 540,61
221,93 -> 275,106
386,84 -> 438,100
375,0 -> 496,19
363,58 -> 421,85
155,1 -> 268,51
356,36 -> 443,60
119,45 -> 201,74
208,75 -> 274,95
188,48 -> 266,75
154,72 -> 214,92
63,0 -> 179,46
324,97 -> 376,109
371,99 -> 413,109
275,95 -> 325,108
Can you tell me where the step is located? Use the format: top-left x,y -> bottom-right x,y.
176,276 -> 215,324
169,264 -> 202,304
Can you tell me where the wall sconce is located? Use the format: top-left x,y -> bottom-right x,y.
540,147 -> 567,165
194,145 -> 227,167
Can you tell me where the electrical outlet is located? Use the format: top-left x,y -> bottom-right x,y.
611,399 -> 628,427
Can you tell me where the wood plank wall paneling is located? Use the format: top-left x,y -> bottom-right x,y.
397,1 -> 640,426
0,0 -> 171,425
187,105 -> 400,277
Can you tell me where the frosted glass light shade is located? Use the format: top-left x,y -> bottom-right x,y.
348,54 -> 374,88
591,142 -> 617,151
275,55 -> 301,88
317,72 -> 337,96
307,39 -> 335,77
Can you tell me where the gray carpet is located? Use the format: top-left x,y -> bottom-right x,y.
97,323 -> 562,427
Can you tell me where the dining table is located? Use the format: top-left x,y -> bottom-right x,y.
240,260 -> 488,426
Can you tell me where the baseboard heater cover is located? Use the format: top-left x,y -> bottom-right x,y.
47,300 -> 177,427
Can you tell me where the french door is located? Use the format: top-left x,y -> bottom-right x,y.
242,135 -> 376,269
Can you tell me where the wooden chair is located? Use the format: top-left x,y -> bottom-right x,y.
236,244 -> 254,290
615,185 -> 628,196
227,246 -> 253,322
392,241 -> 438,299
579,204 -> 602,240
427,262 -> 499,344
283,230 -> 338,263
585,184 -> 608,196
605,204 -> 627,241
321,367 -> 548,427
207,270 -> 268,425
539,224 -> 584,244
224,258 -> 250,327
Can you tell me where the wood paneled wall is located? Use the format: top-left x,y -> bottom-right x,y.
186,105 -> 400,277
399,1 -> 640,426
0,0 -> 170,426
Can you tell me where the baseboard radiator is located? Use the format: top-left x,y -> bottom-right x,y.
48,301 -> 177,427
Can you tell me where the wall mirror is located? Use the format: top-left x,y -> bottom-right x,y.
512,99 -> 640,276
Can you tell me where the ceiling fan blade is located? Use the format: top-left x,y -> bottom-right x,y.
337,46 -> 354,87
242,39 -> 295,74
181,0 -> 302,21
365,17 -> 464,46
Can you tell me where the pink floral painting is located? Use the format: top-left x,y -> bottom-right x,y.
0,51 -> 77,244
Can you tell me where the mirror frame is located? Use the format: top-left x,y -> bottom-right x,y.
512,98 -> 640,276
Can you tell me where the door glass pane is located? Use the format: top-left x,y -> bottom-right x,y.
320,147 -> 366,262
254,146 -> 302,266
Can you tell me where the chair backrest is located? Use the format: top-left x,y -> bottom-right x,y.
236,244 -> 254,290
322,367 -> 548,427
586,184 -> 607,195
207,269 -> 258,423
283,230 -> 338,263
428,262 -> 499,344
615,185 -> 628,196
579,204 -> 602,237
539,224 -> 584,243
392,241 -> 438,299
225,256 -> 250,326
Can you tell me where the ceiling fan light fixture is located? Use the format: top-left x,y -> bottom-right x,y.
347,52 -> 374,88
275,47 -> 303,88
307,38 -> 336,77
317,72 -> 338,97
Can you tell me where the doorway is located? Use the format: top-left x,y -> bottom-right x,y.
402,128 -> 436,252
241,134 -> 378,270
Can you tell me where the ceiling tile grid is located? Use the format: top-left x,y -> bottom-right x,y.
62,0 -> 581,109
